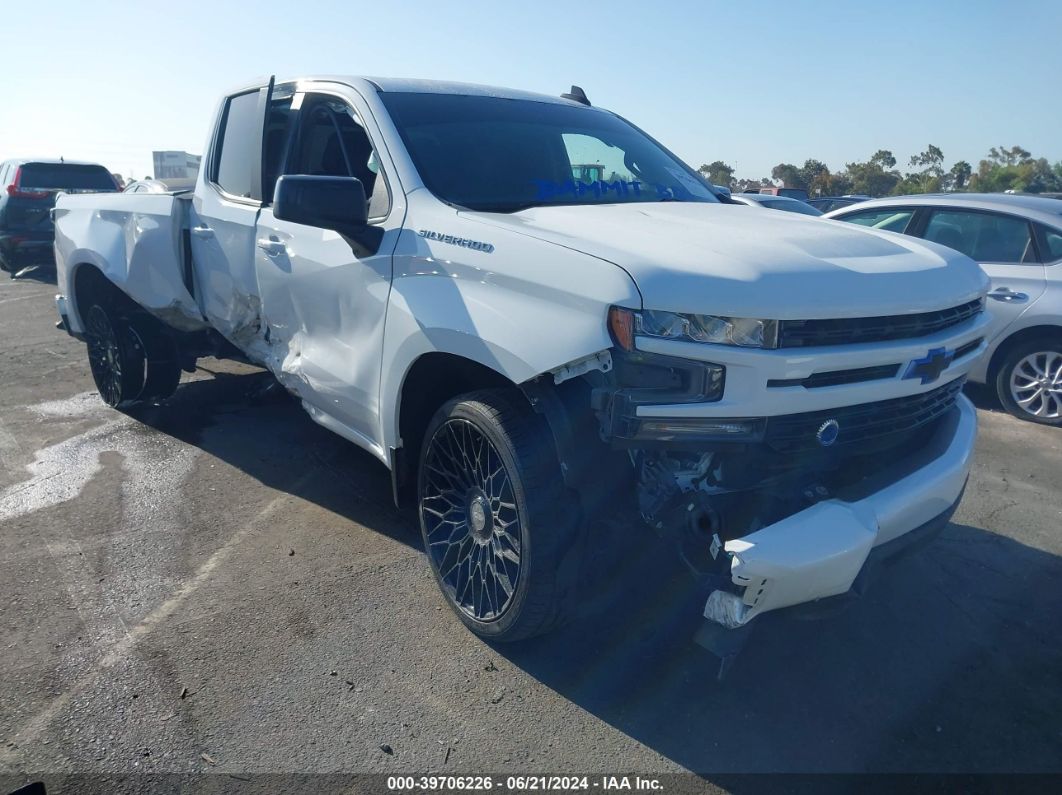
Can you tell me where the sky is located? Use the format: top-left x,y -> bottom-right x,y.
2,0 -> 1059,182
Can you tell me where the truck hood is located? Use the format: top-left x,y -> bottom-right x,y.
463,203 -> 989,318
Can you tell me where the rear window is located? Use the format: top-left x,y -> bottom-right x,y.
1038,224 -> 1062,261
213,91 -> 262,199
19,164 -> 116,191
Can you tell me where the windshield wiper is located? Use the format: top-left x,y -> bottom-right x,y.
470,202 -> 539,213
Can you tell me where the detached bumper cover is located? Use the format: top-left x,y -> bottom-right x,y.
704,394 -> 977,628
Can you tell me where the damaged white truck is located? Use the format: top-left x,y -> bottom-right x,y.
53,76 -> 990,663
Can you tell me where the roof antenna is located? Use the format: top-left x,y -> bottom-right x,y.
561,85 -> 590,106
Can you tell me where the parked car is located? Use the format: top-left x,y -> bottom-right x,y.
0,159 -> 118,274
123,177 -> 197,194
730,193 -> 823,216
53,76 -> 988,662
826,193 -> 1062,425
808,195 -> 869,213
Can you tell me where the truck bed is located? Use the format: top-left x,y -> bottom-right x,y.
53,192 -> 208,332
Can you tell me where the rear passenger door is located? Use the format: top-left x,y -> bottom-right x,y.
919,208 -> 1046,347
253,87 -> 402,455
190,84 -> 294,349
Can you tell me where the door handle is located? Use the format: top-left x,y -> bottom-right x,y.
190,225 -> 214,239
257,238 -> 287,257
988,287 -> 1028,303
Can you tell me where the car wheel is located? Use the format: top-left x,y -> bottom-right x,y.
418,389 -> 581,642
85,303 -> 146,408
995,338 -> 1062,426
129,317 -> 182,401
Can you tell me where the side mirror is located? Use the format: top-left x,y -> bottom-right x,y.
273,175 -> 369,236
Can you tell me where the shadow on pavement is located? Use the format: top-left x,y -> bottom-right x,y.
963,382 -> 1003,415
129,369 -> 1062,775
497,517 -> 1062,774
127,367 -> 420,553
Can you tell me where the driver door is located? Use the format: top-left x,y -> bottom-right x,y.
254,88 -> 402,455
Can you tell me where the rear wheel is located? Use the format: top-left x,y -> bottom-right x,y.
995,338 -> 1062,426
85,304 -> 145,408
129,318 -> 182,401
418,389 -> 581,642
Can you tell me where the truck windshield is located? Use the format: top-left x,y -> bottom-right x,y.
379,92 -> 719,213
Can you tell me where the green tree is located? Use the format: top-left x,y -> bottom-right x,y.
771,163 -> 806,190
698,161 -> 735,188
902,145 -> 945,193
969,146 -> 1059,193
799,159 -> 831,196
870,150 -> 897,170
945,160 -> 972,191
825,171 -> 853,196
986,145 -> 1032,167
845,154 -> 900,197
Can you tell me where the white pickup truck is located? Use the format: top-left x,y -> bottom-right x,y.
53,76 -> 990,660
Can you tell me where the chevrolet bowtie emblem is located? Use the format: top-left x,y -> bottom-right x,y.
903,347 -> 954,385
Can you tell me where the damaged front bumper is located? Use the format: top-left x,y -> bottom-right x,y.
703,393 -> 977,629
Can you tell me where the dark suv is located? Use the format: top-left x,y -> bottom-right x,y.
0,159 -> 118,274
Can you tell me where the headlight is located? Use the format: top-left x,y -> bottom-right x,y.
609,307 -> 778,350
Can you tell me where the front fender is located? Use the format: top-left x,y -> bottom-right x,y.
378,223 -> 640,452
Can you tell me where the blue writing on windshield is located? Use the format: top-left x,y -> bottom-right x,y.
533,179 -> 643,201
532,179 -> 693,202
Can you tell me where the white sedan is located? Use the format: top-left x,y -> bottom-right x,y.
826,193 -> 1062,425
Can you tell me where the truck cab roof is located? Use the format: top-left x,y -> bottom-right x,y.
227,75 -> 595,108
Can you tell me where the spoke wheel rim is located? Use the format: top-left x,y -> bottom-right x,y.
86,307 -> 124,406
1010,350 -> 1062,419
420,418 -> 521,623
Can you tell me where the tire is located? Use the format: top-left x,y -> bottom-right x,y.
84,303 -> 145,408
129,317 -> 182,401
417,389 -> 582,642
995,337 -> 1062,426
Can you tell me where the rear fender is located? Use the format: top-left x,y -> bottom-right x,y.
55,194 -> 207,334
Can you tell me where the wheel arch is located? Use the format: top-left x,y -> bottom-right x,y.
986,323 -> 1062,383
70,261 -> 141,331
390,351 -> 518,507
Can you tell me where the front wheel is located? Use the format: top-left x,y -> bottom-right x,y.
417,389 -> 581,642
995,338 -> 1062,426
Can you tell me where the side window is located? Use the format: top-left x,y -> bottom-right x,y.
924,210 -> 1034,263
839,208 -> 915,233
1037,224 -> 1062,262
286,96 -> 391,220
213,91 -> 263,199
